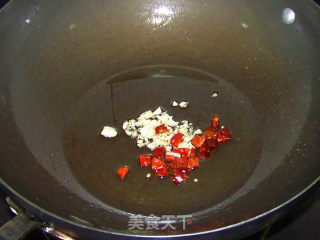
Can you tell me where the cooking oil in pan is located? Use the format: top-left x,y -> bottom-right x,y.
63,65 -> 262,215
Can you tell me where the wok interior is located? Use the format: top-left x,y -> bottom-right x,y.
62,65 -> 262,216
1,0 -> 320,234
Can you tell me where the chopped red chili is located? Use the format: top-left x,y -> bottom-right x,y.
206,138 -> 218,151
188,157 -> 199,169
155,165 -> 170,177
165,155 -> 176,162
120,114 -> 232,185
190,148 -> 197,157
211,115 -> 219,129
170,132 -> 184,147
173,168 -> 190,185
198,141 -> 211,159
155,124 -> 169,135
117,166 -> 129,179
176,157 -> 189,168
152,157 -> 165,171
198,151 -> 210,159
172,148 -> 190,157
153,146 -> 166,158
168,157 -> 188,169
139,154 -> 152,167
216,127 -> 232,144
204,126 -> 216,139
191,135 -> 205,148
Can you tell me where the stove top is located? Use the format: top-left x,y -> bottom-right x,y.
0,0 -> 319,239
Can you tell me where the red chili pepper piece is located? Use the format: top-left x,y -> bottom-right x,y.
198,141 -> 211,159
216,127 -> 232,144
165,155 -> 176,162
167,162 -> 175,169
170,132 -> 184,147
152,157 -> 165,171
211,115 -> 219,129
188,157 -> 199,169
155,124 -> 169,135
191,135 -> 206,148
153,146 -> 166,158
155,165 -> 170,177
172,148 -> 190,157
198,150 -> 210,159
117,166 -> 129,179
173,168 -> 190,185
204,126 -> 216,139
190,148 -> 197,157
139,154 -> 152,167
206,138 -> 218,152
168,157 -> 188,169
134,114 -> 232,185
176,157 -> 189,168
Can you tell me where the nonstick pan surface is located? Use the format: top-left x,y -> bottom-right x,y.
0,0 -> 319,239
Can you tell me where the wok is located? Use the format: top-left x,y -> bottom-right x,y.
0,0 -> 319,239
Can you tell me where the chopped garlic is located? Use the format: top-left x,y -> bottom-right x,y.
179,101 -> 189,108
194,129 -> 202,135
211,92 -> 218,98
101,126 -> 117,138
194,178 -> 199,182
183,135 -> 194,143
153,107 -> 162,115
172,101 -> 178,107
147,142 -> 157,150
146,173 -> 151,178
178,142 -> 194,149
125,129 -> 132,136
140,110 -> 153,119
129,119 -> 136,125
166,146 -> 172,152
122,121 -> 128,130
131,132 -> 138,138
123,107 -> 201,154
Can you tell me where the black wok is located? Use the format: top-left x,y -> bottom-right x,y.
0,0 -> 319,239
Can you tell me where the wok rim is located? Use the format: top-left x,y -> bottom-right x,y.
0,175 -> 319,238
0,0 -> 320,238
